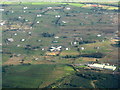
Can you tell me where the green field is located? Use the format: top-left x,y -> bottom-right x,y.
2,64 -> 74,88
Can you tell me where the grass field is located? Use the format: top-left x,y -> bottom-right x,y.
2,64 -> 75,88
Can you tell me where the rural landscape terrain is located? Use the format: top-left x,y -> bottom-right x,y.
1,1 -> 120,88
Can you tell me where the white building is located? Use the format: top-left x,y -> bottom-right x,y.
28,32 -> 32,34
81,47 -> 85,50
55,15 -> 61,18
18,16 -> 22,19
66,7 -> 71,10
11,10 -> 14,13
65,48 -> 69,50
62,21 -> 67,24
7,38 -> 14,42
14,33 -> 17,36
0,9 -> 4,11
25,20 -> 28,22
37,21 -> 40,24
21,39 -> 25,42
54,36 -> 59,39
97,34 -> 101,37
49,46 -> 62,52
42,48 -> 45,51
88,63 -> 116,71
23,7 -> 28,9
17,44 -> 20,47
0,23 -> 4,26
37,14 -> 42,17
47,7 -> 52,9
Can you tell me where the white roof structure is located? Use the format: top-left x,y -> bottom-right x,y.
14,33 -> 17,36
81,47 -> 85,50
55,15 -> 61,18
62,21 -> 67,23
104,66 -> 116,71
66,7 -> 71,10
49,46 -> 62,52
97,34 -> 101,37
88,63 -> 116,71
37,21 -> 40,24
21,39 -> 25,42
65,48 -> 69,50
25,20 -> 28,22
0,23 -> 4,26
11,10 -> 14,13
18,16 -> 22,19
0,9 -> 4,11
7,38 -> 14,42
34,58 -> 38,60
47,7 -> 52,9
38,40 -> 41,42
17,44 -> 20,47
28,32 -> 32,34
23,7 -> 28,9
37,14 -> 42,17
42,48 -> 45,51
54,36 -> 59,39
74,42 -> 77,45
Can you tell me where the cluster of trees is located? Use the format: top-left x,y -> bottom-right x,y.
79,40 -> 96,45
80,52 -> 105,58
41,32 -> 55,37
62,55 -> 78,58
24,45 -> 40,50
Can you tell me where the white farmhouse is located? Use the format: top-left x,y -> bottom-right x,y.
7,38 -> 14,42
97,34 -> 101,37
54,36 -> 59,39
66,7 -> 71,10
21,39 -> 25,42
88,63 -> 116,71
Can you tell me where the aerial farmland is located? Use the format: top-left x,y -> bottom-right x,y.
1,1 -> 120,88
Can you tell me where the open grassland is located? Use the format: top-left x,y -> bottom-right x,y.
2,64 -> 74,88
